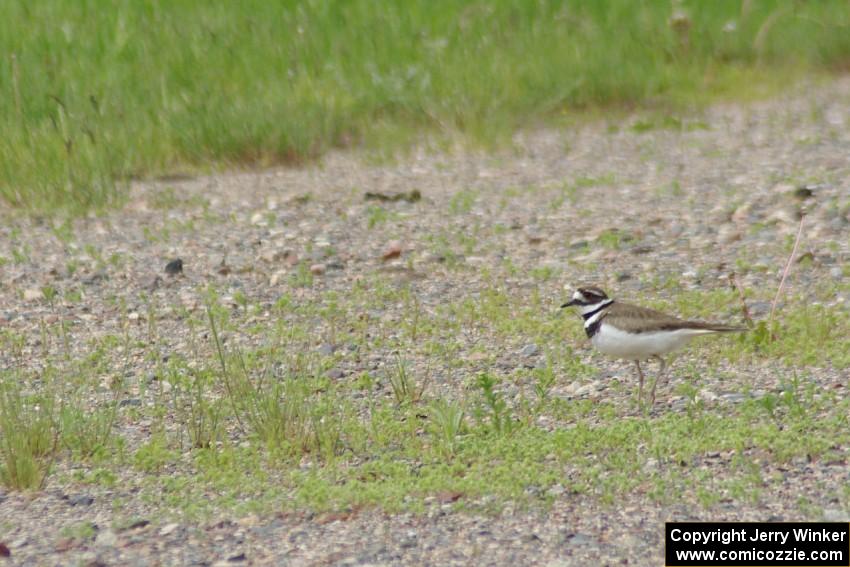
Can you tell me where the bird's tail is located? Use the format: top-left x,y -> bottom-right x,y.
684,322 -> 748,333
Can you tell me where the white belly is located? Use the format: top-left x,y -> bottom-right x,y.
591,323 -> 712,360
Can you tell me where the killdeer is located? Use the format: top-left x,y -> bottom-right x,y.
561,286 -> 746,405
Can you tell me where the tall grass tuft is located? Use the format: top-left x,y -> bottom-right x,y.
207,306 -> 342,460
3,1 -> 850,212
0,379 -> 58,490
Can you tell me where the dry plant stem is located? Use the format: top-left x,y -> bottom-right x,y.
728,271 -> 754,328
768,213 -> 805,339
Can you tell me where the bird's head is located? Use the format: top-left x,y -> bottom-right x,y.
561,286 -> 609,309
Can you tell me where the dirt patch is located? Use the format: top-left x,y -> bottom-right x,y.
1,78 -> 849,565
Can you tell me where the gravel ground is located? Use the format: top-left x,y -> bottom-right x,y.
1,77 -> 850,566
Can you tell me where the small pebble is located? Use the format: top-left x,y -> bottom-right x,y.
69,495 -> 95,507
95,530 -> 117,547
519,343 -> 539,357
159,523 -> 180,537
382,241 -> 403,261
823,509 -> 849,522
164,258 -> 183,275
23,289 -> 42,301
317,344 -> 335,356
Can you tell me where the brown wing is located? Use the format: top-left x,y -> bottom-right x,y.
605,302 -> 745,334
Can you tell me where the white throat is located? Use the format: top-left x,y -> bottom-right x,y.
580,299 -> 613,329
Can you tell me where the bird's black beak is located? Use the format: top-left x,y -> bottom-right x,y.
560,299 -> 577,309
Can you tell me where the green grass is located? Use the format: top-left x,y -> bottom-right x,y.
3,0 -> 850,212
134,390 -> 850,516
3,275 -> 849,516
663,287 -> 850,368
0,381 -> 57,490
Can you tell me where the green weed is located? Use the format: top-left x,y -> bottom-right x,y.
428,399 -> 466,457
133,433 -> 177,474
474,373 -> 516,436
207,306 -> 343,459
449,191 -> 477,215
0,380 -> 58,490
60,402 -> 118,461
388,358 -> 425,406
366,205 -> 393,228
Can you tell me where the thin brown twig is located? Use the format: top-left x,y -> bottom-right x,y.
727,271 -> 753,328
768,213 -> 805,340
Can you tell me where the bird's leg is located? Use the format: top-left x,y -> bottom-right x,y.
648,355 -> 668,406
634,360 -> 644,404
